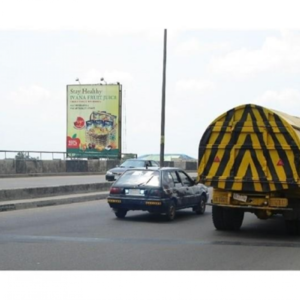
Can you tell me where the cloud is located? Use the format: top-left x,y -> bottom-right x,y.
79,70 -> 134,85
175,38 -> 230,55
175,79 -> 215,93
6,85 -> 51,106
209,31 -> 300,78
1,84 -> 65,151
253,88 -> 300,115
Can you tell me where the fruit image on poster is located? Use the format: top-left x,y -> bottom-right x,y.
66,84 -> 121,158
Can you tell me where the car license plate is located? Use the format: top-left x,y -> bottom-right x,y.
233,193 -> 247,202
128,189 -> 143,196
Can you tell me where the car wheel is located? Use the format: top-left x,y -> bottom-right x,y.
166,201 -> 176,221
115,209 -> 127,219
195,195 -> 206,215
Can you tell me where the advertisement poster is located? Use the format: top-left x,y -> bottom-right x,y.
66,84 -> 121,158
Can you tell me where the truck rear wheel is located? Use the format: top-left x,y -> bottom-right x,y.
212,206 -> 244,231
212,206 -> 226,230
224,208 -> 244,231
285,219 -> 300,235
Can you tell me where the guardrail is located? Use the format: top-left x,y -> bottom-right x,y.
0,150 -> 66,160
0,150 -> 137,161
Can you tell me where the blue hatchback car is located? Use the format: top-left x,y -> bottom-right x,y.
107,167 -> 209,221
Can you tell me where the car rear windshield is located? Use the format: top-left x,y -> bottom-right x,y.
117,170 -> 160,186
120,160 -> 146,168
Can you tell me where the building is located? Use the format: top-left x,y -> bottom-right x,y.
138,153 -> 196,162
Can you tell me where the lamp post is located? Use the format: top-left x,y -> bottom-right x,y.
160,29 -> 167,167
100,78 -> 107,84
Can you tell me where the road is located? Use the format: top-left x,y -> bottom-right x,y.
0,175 -> 107,189
0,199 -> 299,270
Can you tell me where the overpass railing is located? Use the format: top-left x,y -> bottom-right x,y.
0,150 -> 137,161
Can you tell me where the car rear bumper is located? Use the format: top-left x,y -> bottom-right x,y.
107,197 -> 172,213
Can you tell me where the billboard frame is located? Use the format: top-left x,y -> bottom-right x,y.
66,83 -> 122,160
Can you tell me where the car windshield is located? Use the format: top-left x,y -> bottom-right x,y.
120,160 -> 146,168
116,170 -> 160,187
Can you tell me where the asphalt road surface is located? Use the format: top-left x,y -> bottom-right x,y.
0,175 -> 107,190
0,199 -> 299,270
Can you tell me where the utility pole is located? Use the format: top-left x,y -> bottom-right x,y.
160,29 -> 167,167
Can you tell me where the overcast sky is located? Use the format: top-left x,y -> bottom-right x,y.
1,1 -> 300,160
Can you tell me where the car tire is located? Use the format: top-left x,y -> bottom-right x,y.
195,194 -> 206,215
115,209 -> 127,219
166,201 -> 176,221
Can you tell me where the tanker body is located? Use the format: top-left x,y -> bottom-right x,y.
198,104 -> 300,234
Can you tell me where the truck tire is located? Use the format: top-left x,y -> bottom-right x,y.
212,206 -> 244,231
223,208 -> 244,231
212,206 -> 226,230
285,219 -> 300,235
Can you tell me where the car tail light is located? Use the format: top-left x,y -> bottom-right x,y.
110,187 -> 122,194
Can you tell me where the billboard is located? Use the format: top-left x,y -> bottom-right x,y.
66,84 -> 121,159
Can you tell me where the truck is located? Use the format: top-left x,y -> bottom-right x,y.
197,103 -> 300,234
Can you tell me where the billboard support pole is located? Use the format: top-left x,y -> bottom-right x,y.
160,29 -> 167,167
118,84 -> 122,160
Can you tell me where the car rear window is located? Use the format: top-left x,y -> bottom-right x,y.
116,170 -> 160,186
120,160 -> 146,168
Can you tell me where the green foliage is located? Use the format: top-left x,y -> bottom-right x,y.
15,152 -> 37,160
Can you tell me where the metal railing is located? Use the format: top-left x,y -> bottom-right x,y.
0,150 -> 137,161
0,150 -> 66,160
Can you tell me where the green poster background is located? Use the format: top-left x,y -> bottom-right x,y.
66,84 -> 121,158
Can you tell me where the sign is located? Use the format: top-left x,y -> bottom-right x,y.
66,84 -> 121,158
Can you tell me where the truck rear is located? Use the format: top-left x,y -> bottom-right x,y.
197,104 -> 300,234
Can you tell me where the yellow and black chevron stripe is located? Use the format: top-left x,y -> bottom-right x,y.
198,104 -> 300,192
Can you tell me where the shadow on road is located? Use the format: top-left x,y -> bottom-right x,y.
114,209 -> 209,224
210,215 -> 300,244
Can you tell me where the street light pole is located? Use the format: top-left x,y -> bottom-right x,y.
160,29 -> 167,167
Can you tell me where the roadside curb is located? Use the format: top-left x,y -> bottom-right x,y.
0,172 -> 106,178
0,182 -> 112,201
0,192 -> 109,213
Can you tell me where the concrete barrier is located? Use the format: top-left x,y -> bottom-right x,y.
0,182 -> 112,201
0,160 -> 16,175
0,159 -> 198,176
42,160 -> 66,173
